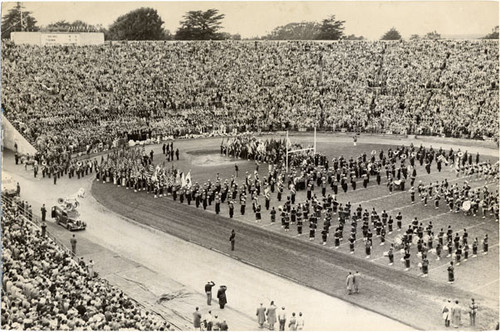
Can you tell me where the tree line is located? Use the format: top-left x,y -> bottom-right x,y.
2,4 -> 499,41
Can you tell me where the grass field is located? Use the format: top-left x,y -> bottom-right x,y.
92,133 -> 499,330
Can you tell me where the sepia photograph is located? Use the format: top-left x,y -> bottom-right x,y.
0,1 -> 499,330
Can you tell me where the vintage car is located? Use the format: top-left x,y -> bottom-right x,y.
52,206 -> 86,231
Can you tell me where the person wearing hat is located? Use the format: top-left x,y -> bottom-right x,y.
442,299 -> 451,327
278,306 -> 287,331
217,285 -> 227,309
205,281 -> 216,305
256,303 -> 266,328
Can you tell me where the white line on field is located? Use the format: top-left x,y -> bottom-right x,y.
471,278 -> 500,293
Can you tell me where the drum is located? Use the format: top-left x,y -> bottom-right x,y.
462,201 -> 472,211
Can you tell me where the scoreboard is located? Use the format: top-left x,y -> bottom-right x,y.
41,33 -> 80,46
11,32 -> 104,46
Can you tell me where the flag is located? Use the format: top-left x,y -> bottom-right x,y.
186,171 -> 192,188
181,173 -> 186,188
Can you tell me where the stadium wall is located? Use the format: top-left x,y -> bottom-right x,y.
1,114 -> 37,155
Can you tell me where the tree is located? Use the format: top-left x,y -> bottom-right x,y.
262,22 -> 320,40
107,7 -> 169,40
483,25 -> 499,39
315,15 -> 345,40
380,28 -> 402,40
43,20 -> 105,33
409,34 -> 420,41
1,2 -> 39,39
424,31 -> 441,40
344,34 -> 364,41
175,9 -> 225,40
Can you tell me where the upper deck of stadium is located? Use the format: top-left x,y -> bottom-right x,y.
1,40 -> 498,156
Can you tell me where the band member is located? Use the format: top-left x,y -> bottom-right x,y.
447,262 -> 455,284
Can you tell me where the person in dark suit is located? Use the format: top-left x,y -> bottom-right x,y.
41,204 -> 47,221
217,285 -> 228,309
229,230 -> 235,251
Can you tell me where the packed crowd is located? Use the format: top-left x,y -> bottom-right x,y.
0,195 -> 172,330
2,40 -> 498,163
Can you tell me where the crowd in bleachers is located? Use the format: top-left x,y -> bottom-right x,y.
1,196 -> 172,330
2,40 -> 498,161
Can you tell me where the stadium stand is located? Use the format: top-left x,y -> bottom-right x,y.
0,195 -> 172,330
2,41 -> 498,159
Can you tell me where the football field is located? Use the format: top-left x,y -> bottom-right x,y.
92,132 -> 499,330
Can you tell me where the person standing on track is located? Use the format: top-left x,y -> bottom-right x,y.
217,285 -> 228,309
264,301 -> 277,330
205,281 -> 216,305
387,244 -> 394,265
353,271 -> 361,294
296,312 -> 304,330
469,298 -> 478,327
288,312 -> 297,331
229,230 -> 235,251
278,306 -> 287,331
41,204 -> 47,221
227,200 -> 234,218
70,234 -> 77,255
256,303 -> 266,328
448,262 -> 455,284
193,307 -> 202,330
442,300 -> 451,327
346,272 -> 354,295
482,234 -> 488,255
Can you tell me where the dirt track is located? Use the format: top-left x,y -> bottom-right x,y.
92,180 -> 498,330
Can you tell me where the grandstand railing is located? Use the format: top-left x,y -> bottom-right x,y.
0,192 -> 176,329
1,193 -> 77,260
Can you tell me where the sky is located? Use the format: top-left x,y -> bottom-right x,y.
1,1 -> 499,39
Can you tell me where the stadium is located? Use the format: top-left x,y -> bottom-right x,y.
1,2 -> 499,331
